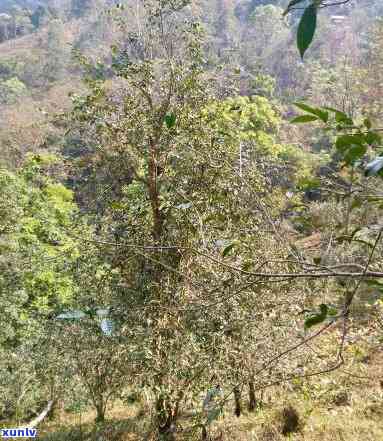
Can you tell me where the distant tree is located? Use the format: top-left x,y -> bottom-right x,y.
9,5 -> 34,38
249,4 -> 287,54
41,19 -> 69,84
0,77 -> 28,104
30,5 -> 51,28
0,153 -> 80,348
70,0 -> 95,17
360,17 -> 383,121
0,13 -> 11,41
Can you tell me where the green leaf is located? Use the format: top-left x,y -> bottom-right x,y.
304,303 -> 328,330
110,201 -> 124,210
297,4 -> 317,59
350,227 -> 362,238
323,106 -> 341,113
297,176 -> 321,190
323,107 -> 353,125
222,243 -> 236,257
335,114 -> 353,125
293,103 -> 328,122
365,131 -> 381,146
304,314 -> 326,329
365,157 -> 383,176
343,144 -> 367,164
336,235 -> 351,244
327,306 -> 338,317
335,134 -> 364,152
364,279 -> 383,289
241,260 -> 253,271
364,118 -> 372,129
291,115 -> 319,124
350,198 -> 362,210
164,113 -> 176,129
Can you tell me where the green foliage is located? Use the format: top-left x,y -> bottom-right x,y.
203,95 -> 281,153
250,4 -> 287,42
0,76 -> 27,104
0,155 -> 80,347
292,103 -> 383,167
0,59 -> 18,80
304,303 -> 328,329
221,242 -> 237,257
42,19 -> 69,84
164,113 -> 176,129
249,72 -> 276,98
294,103 -> 328,123
291,114 -> 319,123
30,5 -> 51,28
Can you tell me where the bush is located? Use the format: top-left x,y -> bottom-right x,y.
0,77 -> 28,104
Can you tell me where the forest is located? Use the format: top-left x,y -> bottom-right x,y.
0,0 -> 383,440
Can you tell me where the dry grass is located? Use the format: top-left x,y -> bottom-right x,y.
37,403 -> 147,441
211,349 -> 383,441
0,19 -> 82,58
212,396 -> 383,441
34,353 -> 383,441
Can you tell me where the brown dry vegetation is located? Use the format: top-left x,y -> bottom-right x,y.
0,81 -> 83,167
25,344 -> 381,441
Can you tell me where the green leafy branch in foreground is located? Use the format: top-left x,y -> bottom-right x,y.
291,101 -> 383,331
291,102 -> 383,174
284,0 -> 352,58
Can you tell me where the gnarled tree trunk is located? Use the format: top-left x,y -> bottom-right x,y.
201,425 -> 208,441
248,381 -> 257,412
233,387 -> 241,417
94,401 -> 105,423
155,396 -> 179,441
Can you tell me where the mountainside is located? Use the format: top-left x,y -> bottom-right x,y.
0,0 -> 44,12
